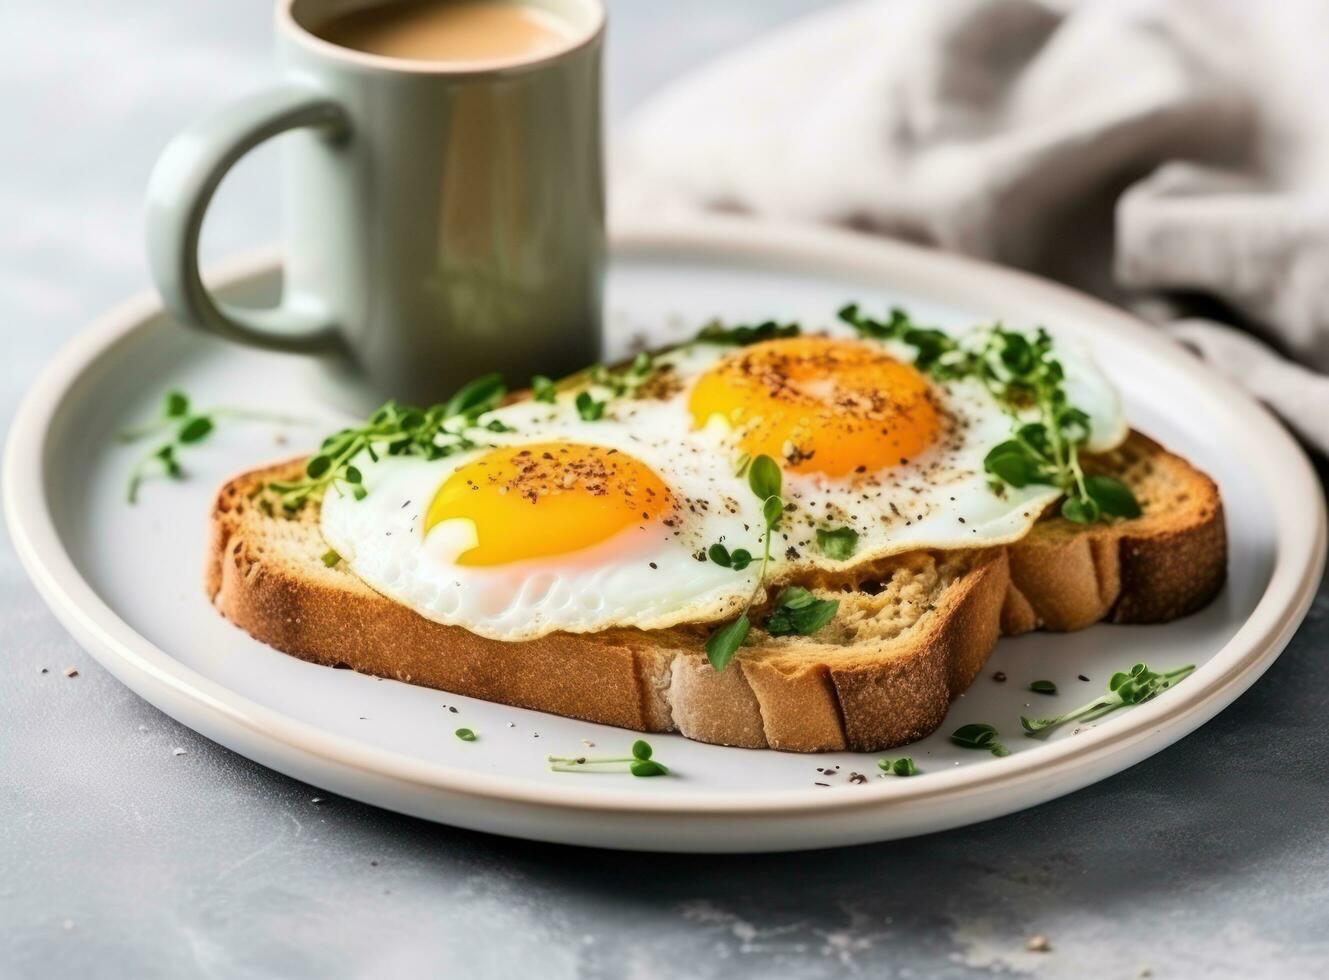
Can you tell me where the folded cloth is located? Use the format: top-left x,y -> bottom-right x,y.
616,0 -> 1329,455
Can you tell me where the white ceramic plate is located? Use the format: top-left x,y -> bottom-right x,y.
6,217 -> 1324,852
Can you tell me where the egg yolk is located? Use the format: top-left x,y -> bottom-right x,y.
424,443 -> 673,566
688,336 -> 940,476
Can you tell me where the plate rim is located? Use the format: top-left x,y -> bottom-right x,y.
6,214 -> 1325,820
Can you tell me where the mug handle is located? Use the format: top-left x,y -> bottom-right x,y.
146,84 -> 349,353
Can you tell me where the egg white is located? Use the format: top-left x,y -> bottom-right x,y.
320,397 -> 767,640
321,323 -> 1129,640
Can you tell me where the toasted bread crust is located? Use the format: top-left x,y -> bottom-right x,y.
1001,432 -> 1226,634
206,430 -> 1224,752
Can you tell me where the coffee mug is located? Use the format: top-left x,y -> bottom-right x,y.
146,0 -> 605,410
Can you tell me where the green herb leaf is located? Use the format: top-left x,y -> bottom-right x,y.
984,442 -> 1047,488
163,390 -> 190,418
765,586 -> 839,637
707,543 -> 754,571
575,390 -> 605,421
774,586 -> 817,610
1061,496 -> 1100,524
1084,474 -> 1142,519
548,741 -> 671,777
705,613 -> 750,671
703,453 -> 793,671
695,319 -> 801,346
842,304 -> 1129,527
950,723 -> 999,750
455,728 -> 477,742
177,416 -> 214,444
838,303 -> 916,341
444,372 -> 506,421
124,389 -> 302,503
748,454 -> 782,501
264,376 -> 517,510
629,760 -> 669,777
156,444 -> 180,475
815,526 -> 859,560
1021,663 -> 1195,737
320,549 -> 341,568
891,757 -> 919,777
902,327 -> 953,370
950,723 -> 1010,757
532,375 -> 557,403
1030,680 -> 1057,695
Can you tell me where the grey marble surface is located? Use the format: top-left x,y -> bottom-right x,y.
3,2 -> 1329,978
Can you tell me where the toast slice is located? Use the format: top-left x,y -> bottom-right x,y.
1002,432 -> 1226,634
206,431 -> 1224,752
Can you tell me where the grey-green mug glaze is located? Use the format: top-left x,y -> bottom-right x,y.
147,0 -> 605,410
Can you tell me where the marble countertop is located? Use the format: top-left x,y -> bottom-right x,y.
4,2 -> 1328,977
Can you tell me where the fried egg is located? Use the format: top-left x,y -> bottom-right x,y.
321,323 -> 1127,640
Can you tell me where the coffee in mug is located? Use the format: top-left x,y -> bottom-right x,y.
146,0 -> 605,411
314,0 -> 575,63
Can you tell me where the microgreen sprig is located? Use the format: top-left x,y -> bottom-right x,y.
1021,663 -> 1195,738
838,304 -> 1140,524
535,352 -> 657,421
951,723 -> 1011,757
531,374 -> 557,403
707,543 -> 754,571
575,390 -> 606,421
704,456 -> 839,671
764,586 -> 839,637
121,389 -> 303,503
878,757 -> 919,777
266,373 -> 506,511
695,319 -> 801,347
548,739 -> 668,777
815,526 -> 859,561
590,352 -> 656,397
704,456 -> 781,671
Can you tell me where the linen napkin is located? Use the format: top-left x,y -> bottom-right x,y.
616,0 -> 1329,455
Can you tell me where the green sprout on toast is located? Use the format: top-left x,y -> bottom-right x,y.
265,373 -> 506,511
838,304 -> 1141,524
703,455 -> 840,671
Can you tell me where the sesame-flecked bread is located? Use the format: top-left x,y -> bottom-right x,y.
205,431 -> 1224,753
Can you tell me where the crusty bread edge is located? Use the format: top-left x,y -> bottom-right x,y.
206,461 -> 1011,753
206,428 -> 1228,753
1002,434 -> 1227,633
